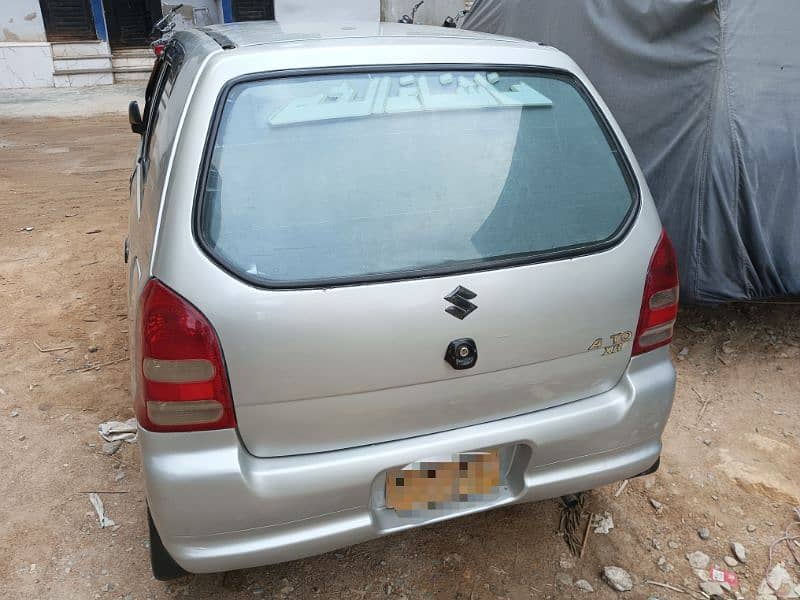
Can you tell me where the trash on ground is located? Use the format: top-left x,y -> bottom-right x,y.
98,418 -> 137,443
708,565 -> 739,591
88,493 -> 115,528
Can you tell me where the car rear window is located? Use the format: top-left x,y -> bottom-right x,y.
197,69 -> 636,287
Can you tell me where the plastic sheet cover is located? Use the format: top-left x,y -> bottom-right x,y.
464,0 -> 800,302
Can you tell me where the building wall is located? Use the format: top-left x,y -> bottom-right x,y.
162,0 -> 222,31
275,0 -> 379,22
1,0 -> 47,42
382,0 -> 471,26
0,0 -> 53,88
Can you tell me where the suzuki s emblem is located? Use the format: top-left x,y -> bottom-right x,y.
444,286 -> 477,320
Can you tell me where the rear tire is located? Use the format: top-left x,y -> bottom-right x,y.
148,507 -> 188,580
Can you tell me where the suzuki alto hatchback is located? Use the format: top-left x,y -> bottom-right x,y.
126,21 -> 677,579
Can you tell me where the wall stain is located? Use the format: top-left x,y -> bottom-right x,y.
24,12 -> 38,21
2,28 -> 21,42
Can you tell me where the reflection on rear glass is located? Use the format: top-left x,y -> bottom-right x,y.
268,72 -> 552,126
200,70 -> 634,285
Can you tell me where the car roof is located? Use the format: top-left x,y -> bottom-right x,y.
198,20 -> 534,50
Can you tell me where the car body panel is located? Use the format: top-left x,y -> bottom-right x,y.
141,348 -> 674,572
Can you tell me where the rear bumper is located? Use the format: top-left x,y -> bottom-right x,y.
140,348 -> 675,573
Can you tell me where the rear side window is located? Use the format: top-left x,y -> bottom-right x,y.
197,69 -> 636,287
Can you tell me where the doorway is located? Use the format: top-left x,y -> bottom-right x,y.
103,0 -> 163,49
40,0 -> 97,41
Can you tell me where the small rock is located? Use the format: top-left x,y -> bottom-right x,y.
575,579 -> 594,593
19,435 -> 26,441
10,410 -> 19,417
89,345 -> 99,353
251,587 -> 264,596
114,471 -> 126,482
686,550 -> 710,569
102,441 -> 122,456
602,566 -> 633,592
649,498 -> 663,511
702,438 -> 712,446
556,573 -> 573,587
732,541 -> 747,563
279,585 -> 294,595
765,563 -> 792,592
102,582 -> 113,592
668,540 -> 680,550
651,538 -> 662,550
747,524 -> 757,533
698,527 -> 710,540
724,555 -> 738,567
123,594 -> 133,600
657,556 -> 674,573
700,581 -> 724,596
592,512 -> 614,534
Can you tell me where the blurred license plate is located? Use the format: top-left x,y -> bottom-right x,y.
385,449 -> 501,511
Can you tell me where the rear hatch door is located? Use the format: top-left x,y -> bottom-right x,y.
196,67 -> 646,457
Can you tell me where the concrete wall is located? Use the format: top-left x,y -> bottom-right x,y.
1,0 -> 47,42
0,43 -> 54,88
162,0 -> 222,31
382,0 -> 470,26
276,0 -> 380,22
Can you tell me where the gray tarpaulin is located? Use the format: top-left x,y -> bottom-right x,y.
464,0 -> 800,303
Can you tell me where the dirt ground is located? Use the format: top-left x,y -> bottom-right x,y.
0,113 -> 798,600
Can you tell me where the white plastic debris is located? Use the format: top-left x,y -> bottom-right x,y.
98,418 -> 137,443
89,493 -> 115,528
592,512 -> 615,534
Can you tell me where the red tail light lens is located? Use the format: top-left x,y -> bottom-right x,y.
153,43 -> 165,57
136,279 -> 235,432
632,229 -> 679,356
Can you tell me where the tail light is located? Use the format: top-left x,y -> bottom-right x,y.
153,43 -> 166,57
136,279 -> 235,432
632,229 -> 679,356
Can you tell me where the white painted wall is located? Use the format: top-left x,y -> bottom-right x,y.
0,43 -> 54,88
1,0 -> 47,42
382,0 -> 470,26
276,0 -> 380,22
161,0 -> 223,31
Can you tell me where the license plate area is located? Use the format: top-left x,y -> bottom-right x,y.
385,449 -> 501,512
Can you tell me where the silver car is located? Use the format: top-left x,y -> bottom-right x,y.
126,21 -> 677,579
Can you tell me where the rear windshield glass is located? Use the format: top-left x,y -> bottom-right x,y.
198,69 -> 635,286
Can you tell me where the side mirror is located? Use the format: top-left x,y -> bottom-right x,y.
129,100 -> 145,135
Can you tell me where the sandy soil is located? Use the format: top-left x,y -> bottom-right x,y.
0,115 -> 798,600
